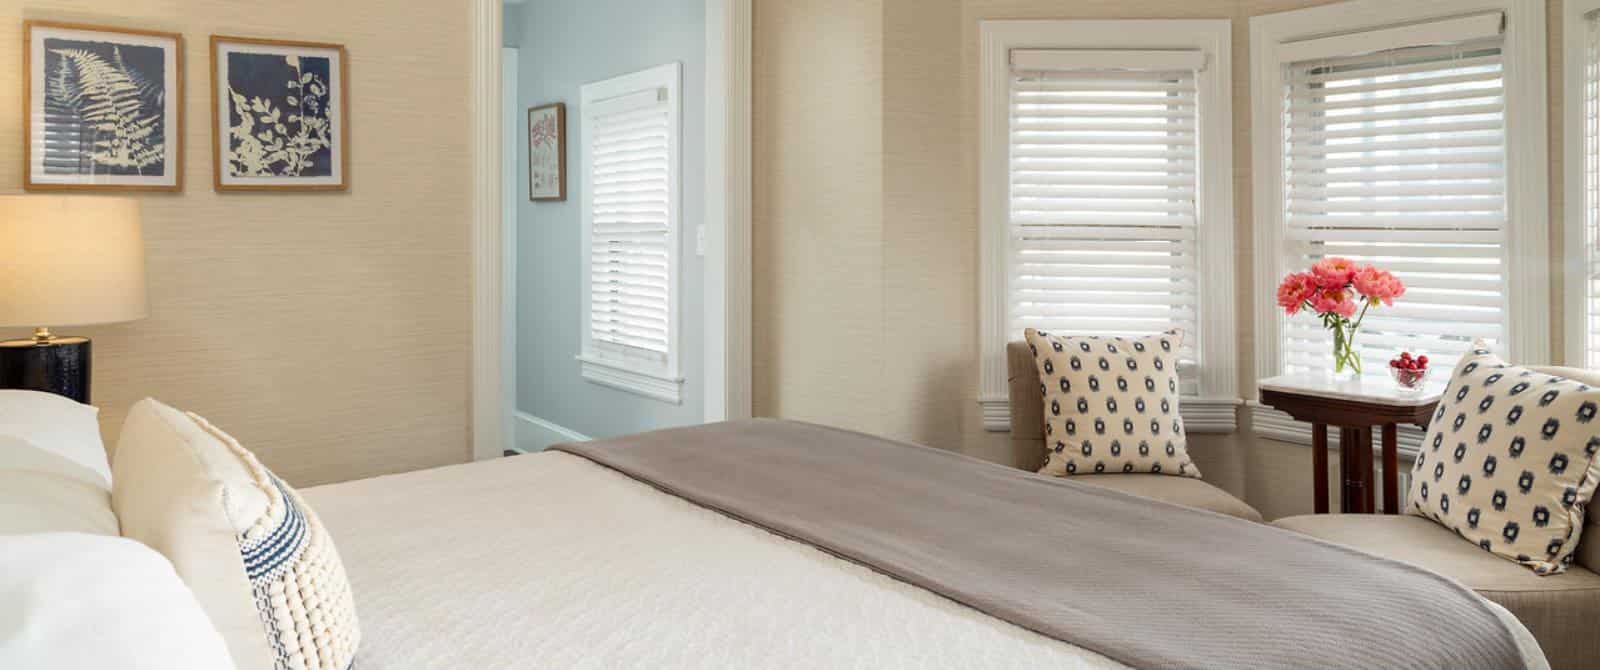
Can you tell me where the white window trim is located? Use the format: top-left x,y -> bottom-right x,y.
1565,0 -> 1600,367
578,63 -> 685,404
1248,0 -> 1550,445
977,19 -> 1239,433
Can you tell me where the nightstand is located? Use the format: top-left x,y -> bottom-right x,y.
1258,373 -> 1443,515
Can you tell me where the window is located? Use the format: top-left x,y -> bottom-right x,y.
1280,36 -> 1508,373
1251,2 -> 1548,448
578,63 -> 683,403
978,21 -> 1237,432
1567,1 -> 1600,367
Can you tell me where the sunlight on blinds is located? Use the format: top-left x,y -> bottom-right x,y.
1281,38 -> 1507,375
1008,62 -> 1201,390
589,95 -> 671,355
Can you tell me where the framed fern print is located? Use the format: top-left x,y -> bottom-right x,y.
210,36 -> 349,191
24,21 -> 183,192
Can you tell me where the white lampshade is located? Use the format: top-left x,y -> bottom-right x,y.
0,196 -> 148,328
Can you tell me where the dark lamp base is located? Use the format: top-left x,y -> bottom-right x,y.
0,336 -> 91,404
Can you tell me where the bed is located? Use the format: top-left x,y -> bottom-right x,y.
305,447 -> 1125,669
303,419 -> 1549,670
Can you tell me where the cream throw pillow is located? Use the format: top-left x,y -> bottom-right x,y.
1024,328 -> 1199,478
112,399 -> 359,670
1408,343 -> 1600,574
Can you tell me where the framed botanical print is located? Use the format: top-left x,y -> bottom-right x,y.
211,35 -> 348,191
528,102 -> 566,201
24,21 -> 183,192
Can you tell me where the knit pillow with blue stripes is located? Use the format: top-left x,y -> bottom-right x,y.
187,413 -> 360,670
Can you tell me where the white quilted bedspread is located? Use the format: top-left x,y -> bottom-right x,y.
303,451 -> 1127,669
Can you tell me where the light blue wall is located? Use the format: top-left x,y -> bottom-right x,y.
510,0 -> 706,440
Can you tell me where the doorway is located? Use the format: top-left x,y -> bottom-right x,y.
469,0 -> 751,458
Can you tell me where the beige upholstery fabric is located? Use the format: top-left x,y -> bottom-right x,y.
1008,340 -> 1049,472
1275,514 -> 1600,670
1070,474 -> 1263,523
1007,341 -> 1261,521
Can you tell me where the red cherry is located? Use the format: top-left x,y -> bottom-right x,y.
1389,359 -> 1400,367
1400,351 -> 1412,360
1417,355 -> 1429,367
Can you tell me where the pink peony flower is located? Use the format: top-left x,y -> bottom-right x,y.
1310,289 -> 1357,318
1276,272 -> 1318,315
1311,257 -> 1359,290
1352,265 -> 1405,306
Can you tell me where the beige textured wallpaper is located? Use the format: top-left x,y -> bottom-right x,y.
1,2 -> 472,486
755,0 -> 1569,520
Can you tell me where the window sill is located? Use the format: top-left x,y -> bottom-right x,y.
1246,401 -> 1425,461
979,397 -> 1242,434
577,354 -> 683,405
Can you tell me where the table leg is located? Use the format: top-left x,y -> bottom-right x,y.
1312,423 -> 1329,514
1381,423 -> 1399,514
1339,427 -> 1361,513
1357,428 -> 1373,513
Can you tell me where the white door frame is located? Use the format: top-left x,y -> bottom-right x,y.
468,0 -> 753,460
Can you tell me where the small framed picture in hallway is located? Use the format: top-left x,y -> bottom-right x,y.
528,102 -> 566,201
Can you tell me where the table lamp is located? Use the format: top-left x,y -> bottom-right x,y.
0,196 -> 147,403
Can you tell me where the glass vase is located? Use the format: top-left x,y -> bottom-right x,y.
1330,321 -> 1362,379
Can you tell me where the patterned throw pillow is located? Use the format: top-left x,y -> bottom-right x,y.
113,399 -> 360,670
1023,328 -> 1198,479
1408,343 -> 1600,574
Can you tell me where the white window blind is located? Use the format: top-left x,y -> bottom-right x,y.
1280,36 -> 1508,375
1008,55 -> 1202,391
1583,13 -> 1600,367
588,88 -> 672,356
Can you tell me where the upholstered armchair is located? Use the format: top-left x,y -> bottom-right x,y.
1006,341 -> 1262,522
1274,365 -> 1600,670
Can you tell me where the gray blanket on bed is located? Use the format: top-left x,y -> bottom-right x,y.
553,419 -> 1526,670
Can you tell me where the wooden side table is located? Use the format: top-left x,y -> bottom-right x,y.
1258,374 -> 1442,515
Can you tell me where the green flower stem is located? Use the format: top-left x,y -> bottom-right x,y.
1304,298 -> 1370,376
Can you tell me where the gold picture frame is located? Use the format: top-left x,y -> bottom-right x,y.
23,20 -> 184,192
210,35 -> 349,192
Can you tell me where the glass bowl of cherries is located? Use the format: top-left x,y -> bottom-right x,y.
1388,351 -> 1429,391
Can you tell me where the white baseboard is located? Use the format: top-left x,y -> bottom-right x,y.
515,412 -> 592,453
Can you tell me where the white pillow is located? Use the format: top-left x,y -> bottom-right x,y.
0,389 -> 110,489
113,398 -> 360,670
0,532 -> 236,670
0,436 -> 118,536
